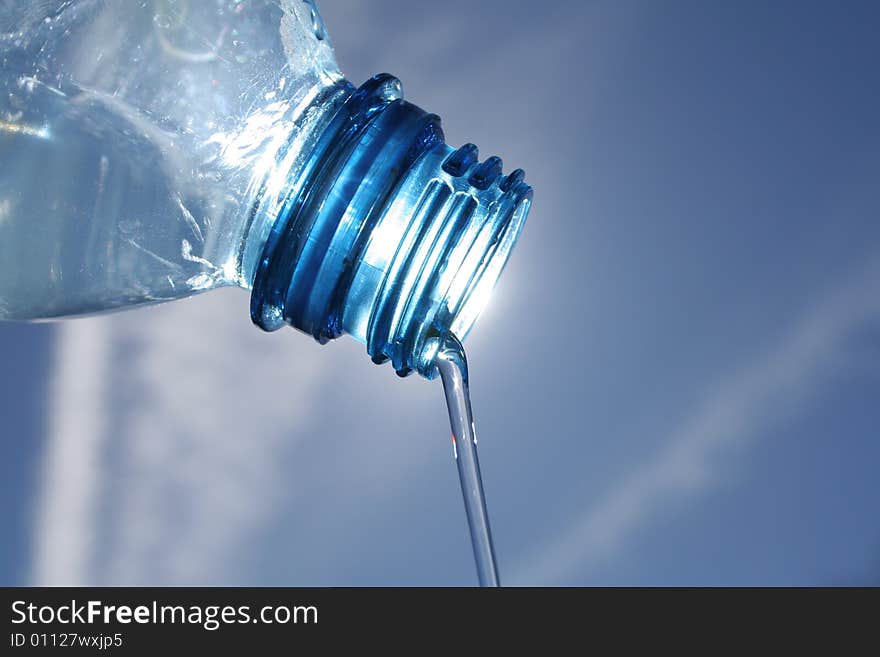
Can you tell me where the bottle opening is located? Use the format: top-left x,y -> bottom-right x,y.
250,75 -> 532,377
450,193 -> 531,341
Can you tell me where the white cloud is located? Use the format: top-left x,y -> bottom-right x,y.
32,318 -> 109,585
511,258 -> 880,584
31,289 -> 331,584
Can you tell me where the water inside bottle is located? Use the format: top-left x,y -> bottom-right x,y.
435,334 -> 500,587
0,81 -> 238,320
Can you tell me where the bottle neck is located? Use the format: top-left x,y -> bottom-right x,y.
249,75 -> 531,378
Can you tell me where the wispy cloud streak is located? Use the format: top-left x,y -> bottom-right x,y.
29,289 -> 333,585
512,258 -> 880,584
32,319 -> 109,585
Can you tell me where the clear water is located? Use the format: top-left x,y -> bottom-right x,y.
435,334 -> 500,587
0,0 -> 341,320
0,81 -> 237,319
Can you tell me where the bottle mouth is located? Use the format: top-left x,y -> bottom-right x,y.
366,140 -> 532,379
250,75 -> 532,378
447,180 -> 531,341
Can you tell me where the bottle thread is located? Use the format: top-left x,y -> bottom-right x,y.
250,75 -> 531,377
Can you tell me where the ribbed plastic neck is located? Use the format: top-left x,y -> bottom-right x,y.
250,74 -> 532,378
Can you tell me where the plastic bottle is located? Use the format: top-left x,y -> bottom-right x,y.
0,0 -> 531,376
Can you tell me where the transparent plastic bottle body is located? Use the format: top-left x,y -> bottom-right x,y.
0,0 -> 341,319
0,1 -> 532,376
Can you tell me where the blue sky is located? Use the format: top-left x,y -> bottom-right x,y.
1,0 -> 879,585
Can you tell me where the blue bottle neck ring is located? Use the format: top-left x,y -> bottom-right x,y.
250,75 -> 532,378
